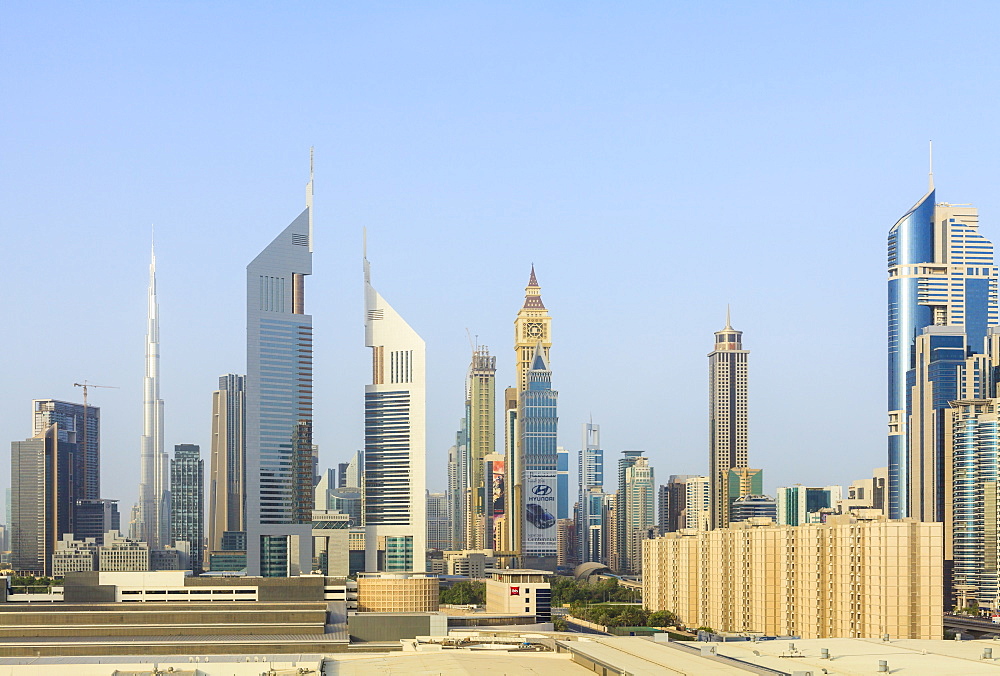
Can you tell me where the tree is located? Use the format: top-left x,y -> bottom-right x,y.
647,610 -> 678,627
440,581 -> 486,605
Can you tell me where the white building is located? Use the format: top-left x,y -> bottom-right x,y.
684,476 -> 711,531
485,569 -> 551,620
363,248 -> 427,571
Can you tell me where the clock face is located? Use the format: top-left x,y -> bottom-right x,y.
525,322 -> 544,339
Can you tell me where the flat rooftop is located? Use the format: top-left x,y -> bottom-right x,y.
713,637 -> 1000,675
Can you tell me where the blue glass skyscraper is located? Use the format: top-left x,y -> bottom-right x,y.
578,421 -> 603,563
887,170 -> 997,519
519,343 -> 558,569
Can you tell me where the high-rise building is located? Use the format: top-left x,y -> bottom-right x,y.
465,347 -> 496,549
426,491 -> 450,551
684,476 -> 711,531
133,242 -> 170,550
342,450 -> 363,489
73,499 -> 120,545
948,398 -> 1000,611
557,447 -> 570,521
623,456 -> 655,574
483,453 -> 506,550
887,170 -> 998,519
519,343 -> 559,570
578,422 -> 603,562
643,515 -> 943,640
245,158 -> 315,576
514,266 -> 552,392
727,467 -> 764,522
509,267 -> 553,561
170,444 -> 204,573
208,374 -> 245,553
659,475 -> 697,534
775,485 -> 844,526
33,399 -> 100,502
11,424 -> 77,574
708,309 -> 749,529
446,433 -> 464,551
729,495 -> 777,522
502,387 -> 519,555
613,451 -> 644,571
363,247 -> 427,572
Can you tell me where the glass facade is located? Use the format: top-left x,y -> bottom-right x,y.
951,401 -> 1000,610
33,400 -> 100,503
887,187 -> 999,519
245,192 -> 314,576
169,443 -> 204,573
519,348 -> 559,559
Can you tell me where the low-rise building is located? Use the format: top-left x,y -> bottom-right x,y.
52,535 -> 98,577
484,569 -> 551,621
98,531 -> 149,572
642,513 -> 942,639
439,550 -> 497,577
356,571 -> 439,612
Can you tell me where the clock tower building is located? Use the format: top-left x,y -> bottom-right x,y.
514,266 -> 552,392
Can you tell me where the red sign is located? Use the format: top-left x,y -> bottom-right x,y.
510,586 -> 520,596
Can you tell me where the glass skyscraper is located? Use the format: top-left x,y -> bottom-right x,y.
519,343 -> 558,569
170,443 -> 204,573
245,160 -> 314,576
32,399 -> 100,503
887,176 -> 997,519
578,421 -> 603,563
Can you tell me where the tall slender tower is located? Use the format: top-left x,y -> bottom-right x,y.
465,346 -> 496,549
364,246 -> 427,571
133,241 -> 169,549
208,374 -> 245,552
170,444 -> 204,573
578,421 -> 603,563
708,309 -> 749,530
518,343 -> 559,570
245,155 -> 314,576
887,165 -> 997,518
508,267 -> 553,559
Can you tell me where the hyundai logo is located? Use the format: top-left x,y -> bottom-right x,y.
532,484 -> 552,496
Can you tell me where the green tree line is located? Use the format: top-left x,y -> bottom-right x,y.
440,581 -> 486,605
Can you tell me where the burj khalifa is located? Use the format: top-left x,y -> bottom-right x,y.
132,240 -> 169,548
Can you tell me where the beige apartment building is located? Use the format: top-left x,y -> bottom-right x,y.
643,514 -> 942,639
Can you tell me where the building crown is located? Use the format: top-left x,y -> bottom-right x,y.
523,265 -> 546,310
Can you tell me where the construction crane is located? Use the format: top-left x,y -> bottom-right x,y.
73,381 -> 119,499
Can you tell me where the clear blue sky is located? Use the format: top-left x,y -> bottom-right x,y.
4,1 -> 1000,514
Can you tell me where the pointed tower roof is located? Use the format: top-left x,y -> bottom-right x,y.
523,265 -> 546,309
530,341 -> 548,371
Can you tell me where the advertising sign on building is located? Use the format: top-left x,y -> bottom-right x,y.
510,586 -> 520,596
523,470 -> 558,555
491,460 -> 505,517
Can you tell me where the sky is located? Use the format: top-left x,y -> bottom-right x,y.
4,1 -> 1000,518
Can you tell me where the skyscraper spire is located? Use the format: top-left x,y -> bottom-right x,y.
929,140 -> 934,191
725,304 -> 732,330
133,234 -> 169,548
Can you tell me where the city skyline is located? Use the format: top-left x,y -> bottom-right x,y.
8,3 -> 1000,514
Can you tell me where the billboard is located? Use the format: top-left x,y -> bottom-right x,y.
490,460 -> 505,517
523,470 -> 558,555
